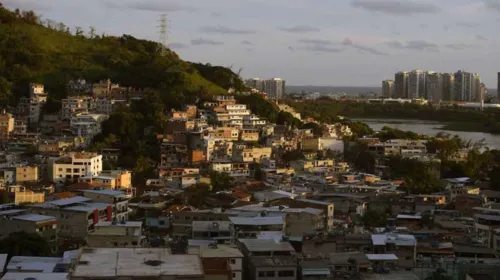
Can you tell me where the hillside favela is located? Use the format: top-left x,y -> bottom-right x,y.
1,1 -> 500,280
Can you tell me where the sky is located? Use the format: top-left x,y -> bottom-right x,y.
3,0 -> 500,88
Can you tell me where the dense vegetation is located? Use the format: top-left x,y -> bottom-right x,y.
0,231 -> 52,261
0,4 -> 243,106
289,100 -> 500,134
0,5 -> 250,186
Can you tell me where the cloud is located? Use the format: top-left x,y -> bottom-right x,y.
303,45 -> 344,53
241,40 -> 253,45
191,38 -> 224,46
2,0 -> 51,11
387,40 -> 439,51
103,0 -> 194,12
297,39 -> 333,45
444,43 -> 478,50
341,38 -> 354,46
288,46 -> 295,52
169,42 -> 189,49
456,21 -> 480,28
199,25 -> 256,35
210,11 -> 222,17
341,37 -> 387,55
476,35 -> 487,40
351,0 -> 440,15
279,25 -> 320,33
484,0 -> 500,12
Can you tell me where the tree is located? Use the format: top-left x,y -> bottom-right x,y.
301,122 -> 323,137
354,150 -> 376,174
209,171 -> 233,192
361,210 -> 387,227
89,26 -> 96,38
0,232 -> 51,260
75,26 -> 83,36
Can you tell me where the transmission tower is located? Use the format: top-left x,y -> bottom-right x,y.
157,14 -> 169,56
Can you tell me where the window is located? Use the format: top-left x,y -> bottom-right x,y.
278,271 -> 294,277
232,273 -> 236,278
159,220 -> 165,226
230,258 -> 236,264
265,271 -> 275,277
258,272 -> 265,277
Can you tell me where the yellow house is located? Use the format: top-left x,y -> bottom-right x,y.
16,165 -> 39,182
8,186 -> 45,205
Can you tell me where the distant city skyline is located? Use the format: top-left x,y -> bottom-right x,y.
4,0 -> 500,88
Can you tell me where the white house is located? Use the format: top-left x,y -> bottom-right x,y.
51,152 -> 102,184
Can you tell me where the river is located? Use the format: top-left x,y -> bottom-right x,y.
354,118 -> 500,150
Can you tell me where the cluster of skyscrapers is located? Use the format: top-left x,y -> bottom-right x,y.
245,78 -> 286,100
382,70 -> 486,102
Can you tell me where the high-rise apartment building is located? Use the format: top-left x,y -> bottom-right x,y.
263,78 -> 285,100
453,71 -> 482,101
382,80 -> 395,98
497,72 -> 500,99
245,78 -> 264,91
394,71 -> 409,98
408,70 -> 426,99
442,73 -> 455,101
426,72 -> 442,101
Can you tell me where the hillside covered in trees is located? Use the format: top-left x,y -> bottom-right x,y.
0,4 -> 245,105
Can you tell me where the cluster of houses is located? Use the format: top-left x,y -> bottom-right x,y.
1,81 -> 499,280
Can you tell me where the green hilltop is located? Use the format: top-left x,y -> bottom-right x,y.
0,3 -> 244,105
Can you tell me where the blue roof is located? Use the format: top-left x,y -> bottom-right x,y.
49,196 -> 91,206
82,189 -> 126,196
13,214 -> 56,222
66,202 -> 111,212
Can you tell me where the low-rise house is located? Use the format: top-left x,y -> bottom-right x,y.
79,189 -> 129,222
0,113 -> 14,139
86,220 -> 143,247
28,196 -> 113,239
229,215 -> 285,241
238,239 -> 296,280
239,129 -> 260,142
0,209 -> 57,252
171,210 -> 236,239
453,245 -> 500,264
50,152 -> 102,185
232,146 -> 272,163
189,244 -> 244,280
211,162 -> 251,178
70,113 -> 108,147
192,221 -> 231,244
371,233 -> 417,269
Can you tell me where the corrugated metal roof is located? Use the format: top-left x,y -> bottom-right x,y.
49,196 -> 91,206
0,272 -> 69,280
0,254 -> 7,273
366,254 -> 399,261
12,214 -> 56,222
229,216 -> 284,225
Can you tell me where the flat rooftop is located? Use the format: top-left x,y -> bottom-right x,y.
7,256 -> 64,273
12,214 -> 56,222
65,202 -> 111,212
196,245 -> 243,258
239,239 -> 295,253
72,248 -> 203,278
95,221 -> 142,228
0,272 -> 69,280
